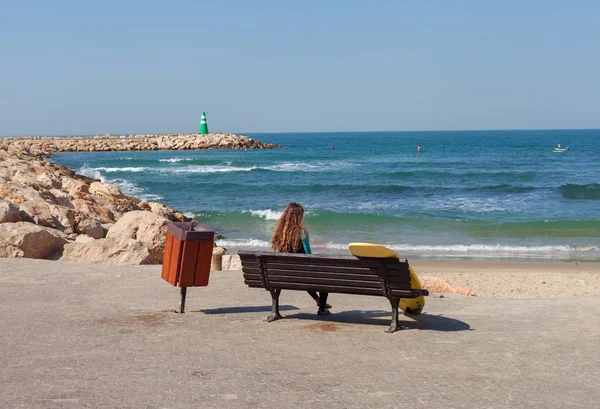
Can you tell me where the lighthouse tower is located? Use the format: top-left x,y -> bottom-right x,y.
199,112 -> 209,134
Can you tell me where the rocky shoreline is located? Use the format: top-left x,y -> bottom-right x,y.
0,133 -> 281,157
0,134 -> 256,267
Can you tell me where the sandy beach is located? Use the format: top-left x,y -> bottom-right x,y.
411,259 -> 600,298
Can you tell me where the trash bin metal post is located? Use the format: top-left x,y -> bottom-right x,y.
179,287 -> 187,313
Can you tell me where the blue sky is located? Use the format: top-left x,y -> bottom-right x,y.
1,0 -> 599,135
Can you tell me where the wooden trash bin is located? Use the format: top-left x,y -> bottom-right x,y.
161,222 -> 215,312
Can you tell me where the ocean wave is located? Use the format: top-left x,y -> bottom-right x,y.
260,161 -> 357,172
170,165 -> 257,173
381,243 -> 598,255
93,166 -> 149,173
76,165 -> 158,202
211,239 -> 598,258
77,164 -> 106,182
246,209 -> 284,220
216,238 -> 271,248
139,193 -> 165,202
312,242 -> 598,255
383,170 -> 538,181
159,157 -> 191,163
560,183 -> 600,200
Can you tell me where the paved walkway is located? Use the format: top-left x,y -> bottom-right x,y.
0,258 -> 598,409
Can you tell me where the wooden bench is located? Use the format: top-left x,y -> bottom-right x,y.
238,251 -> 429,333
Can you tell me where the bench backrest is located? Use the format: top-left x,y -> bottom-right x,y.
239,252 -> 414,298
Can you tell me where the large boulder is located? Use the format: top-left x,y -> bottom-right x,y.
89,181 -> 124,199
74,234 -> 96,244
71,198 -> 115,223
75,218 -> 104,239
140,201 -> 189,222
0,199 -> 20,223
0,222 -> 68,259
106,210 -> 169,263
47,205 -> 75,233
61,178 -> 89,196
59,237 -> 155,265
36,173 -> 61,190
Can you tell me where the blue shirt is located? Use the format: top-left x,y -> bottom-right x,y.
301,229 -> 312,254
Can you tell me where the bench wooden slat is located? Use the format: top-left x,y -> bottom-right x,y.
238,253 -> 258,264
388,290 -> 418,297
390,289 -> 425,297
245,280 -> 263,287
267,281 -> 384,296
387,275 -> 412,284
389,283 -> 414,290
260,256 -> 387,269
266,274 -> 384,289
242,266 -> 261,274
264,268 -> 383,282
388,285 -> 414,291
243,273 -> 261,281
265,262 -> 382,275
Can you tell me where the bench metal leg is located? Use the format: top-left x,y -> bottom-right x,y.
386,296 -> 403,333
267,289 -> 283,322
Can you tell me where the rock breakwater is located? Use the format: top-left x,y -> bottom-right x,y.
0,148 -> 194,264
0,133 -> 282,157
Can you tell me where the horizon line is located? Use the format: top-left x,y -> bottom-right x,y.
2,127 -> 599,138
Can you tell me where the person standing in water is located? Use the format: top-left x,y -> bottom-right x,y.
270,203 -> 331,315
417,145 -> 421,153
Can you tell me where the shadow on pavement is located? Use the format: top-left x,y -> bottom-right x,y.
286,309 -> 471,332
198,305 -> 300,314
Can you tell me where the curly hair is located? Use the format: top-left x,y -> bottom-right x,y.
270,203 -> 305,253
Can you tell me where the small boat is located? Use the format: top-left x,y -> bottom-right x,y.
553,147 -> 569,152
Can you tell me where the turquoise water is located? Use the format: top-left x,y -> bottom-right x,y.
50,130 -> 600,261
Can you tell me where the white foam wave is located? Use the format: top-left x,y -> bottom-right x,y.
139,194 -> 164,202
170,165 -> 256,174
159,157 -> 193,163
261,163 -> 318,172
261,161 -> 356,172
76,165 -> 161,202
320,242 -> 598,255
77,164 -> 106,182
183,212 -> 195,219
105,178 -> 145,197
247,209 -> 283,220
93,166 -> 149,173
211,238 -> 598,260
216,239 -> 271,249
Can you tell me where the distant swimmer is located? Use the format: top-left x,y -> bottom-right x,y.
332,145 -> 335,151
417,145 -> 421,153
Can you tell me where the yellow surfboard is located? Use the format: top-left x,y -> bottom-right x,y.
348,242 -> 425,314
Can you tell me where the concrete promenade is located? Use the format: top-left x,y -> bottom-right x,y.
0,258 -> 598,409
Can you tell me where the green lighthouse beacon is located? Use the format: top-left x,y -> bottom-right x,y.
199,112 -> 209,134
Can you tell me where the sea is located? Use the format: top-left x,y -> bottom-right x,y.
47,130 -> 600,262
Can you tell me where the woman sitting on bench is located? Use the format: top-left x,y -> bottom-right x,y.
271,202 -> 331,315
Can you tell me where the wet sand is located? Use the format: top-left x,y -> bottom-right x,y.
410,260 -> 600,298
